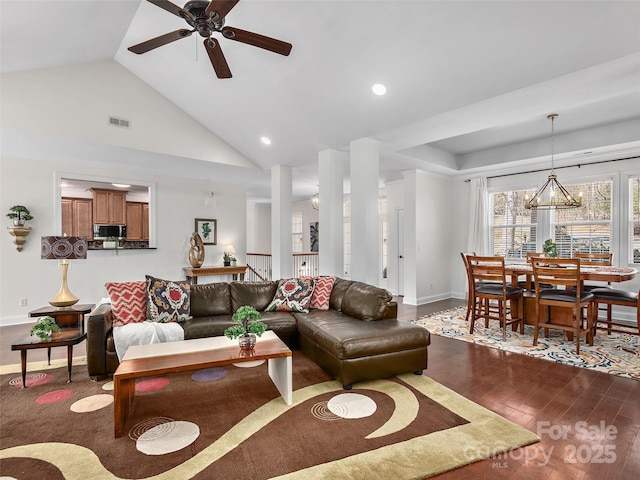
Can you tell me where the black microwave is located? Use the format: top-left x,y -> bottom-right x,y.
93,224 -> 126,240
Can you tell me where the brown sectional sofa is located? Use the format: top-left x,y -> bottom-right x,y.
86,277 -> 430,389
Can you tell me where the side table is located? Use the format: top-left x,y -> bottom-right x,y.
11,304 -> 95,387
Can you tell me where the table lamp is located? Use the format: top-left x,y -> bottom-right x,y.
41,236 -> 87,307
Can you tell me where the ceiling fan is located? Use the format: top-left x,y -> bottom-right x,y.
128,0 -> 292,78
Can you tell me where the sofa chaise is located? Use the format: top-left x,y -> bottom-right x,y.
86,277 -> 430,389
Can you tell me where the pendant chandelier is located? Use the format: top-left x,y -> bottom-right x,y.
524,114 -> 582,210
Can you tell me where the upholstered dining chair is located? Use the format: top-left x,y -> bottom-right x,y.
531,257 -> 596,354
467,255 -> 524,341
590,287 -> 639,336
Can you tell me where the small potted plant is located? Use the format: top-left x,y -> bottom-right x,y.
230,255 -> 237,266
103,236 -> 118,250
543,238 -> 557,258
223,251 -> 232,266
224,306 -> 266,350
6,205 -> 33,226
30,316 -> 61,340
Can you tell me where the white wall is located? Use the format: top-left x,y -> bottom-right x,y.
1,156 -> 247,326
0,61 -> 255,169
247,203 -> 271,253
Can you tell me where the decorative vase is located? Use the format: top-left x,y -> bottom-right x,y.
189,232 -> 205,268
13,219 -> 25,226
238,333 -> 256,350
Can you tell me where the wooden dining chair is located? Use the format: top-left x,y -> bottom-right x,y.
590,287 -> 639,336
516,252 -> 547,291
531,257 -> 596,354
574,253 -> 613,291
467,255 -> 524,340
460,252 -> 476,322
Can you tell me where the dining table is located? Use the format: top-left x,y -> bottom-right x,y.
505,263 -> 637,291
503,263 -> 637,337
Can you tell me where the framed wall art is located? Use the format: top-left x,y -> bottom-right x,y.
195,218 -> 217,245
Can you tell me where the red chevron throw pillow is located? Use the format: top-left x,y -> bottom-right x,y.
302,276 -> 336,310
105,281 -> 147,326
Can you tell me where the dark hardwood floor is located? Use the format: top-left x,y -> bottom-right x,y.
1,298 -> 638,479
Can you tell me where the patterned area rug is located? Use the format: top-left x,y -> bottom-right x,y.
413,307 -> 640,380
0,350 -> 539,479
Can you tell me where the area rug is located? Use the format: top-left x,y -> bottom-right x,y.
414,306 -> 640,380
0,351 -> 538,480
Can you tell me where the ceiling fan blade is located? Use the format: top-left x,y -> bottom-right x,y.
205,0 -> 240,22
221,27 -> 292,56
204,38 -> 232,78
147,0 -> 192,20
128,29 -> 193,54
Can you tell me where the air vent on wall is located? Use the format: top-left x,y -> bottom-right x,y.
108,116 -> 130,128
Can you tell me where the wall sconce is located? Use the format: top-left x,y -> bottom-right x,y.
7,226 -> 31,252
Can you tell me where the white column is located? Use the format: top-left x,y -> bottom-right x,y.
318,149 -> 347,276
349,138 -> 380,285
402,170 -> 418,305
271,165 -> 292,280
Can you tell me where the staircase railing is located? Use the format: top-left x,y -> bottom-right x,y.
246,253 -> 319,281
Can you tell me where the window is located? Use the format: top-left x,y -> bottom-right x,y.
490,179 -> 613,259
553,179 -> 612,258
490,188 -> 538,259
292,212 -> 303,253
630,175 -> 640,263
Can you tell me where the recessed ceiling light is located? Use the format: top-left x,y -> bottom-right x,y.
261,137 -> 272,145
372,83 -> 386,96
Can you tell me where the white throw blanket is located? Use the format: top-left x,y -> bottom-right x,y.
113,321 -> 184,361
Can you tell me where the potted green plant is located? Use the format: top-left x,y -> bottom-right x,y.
6,205 -> 33,226
223,251 -> 232,266
543,238 -> 557,258
224,306 -> 266,350
30,316 -> 61,340
103,236 -> 118,250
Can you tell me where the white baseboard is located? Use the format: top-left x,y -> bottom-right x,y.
0,315 -> 33,327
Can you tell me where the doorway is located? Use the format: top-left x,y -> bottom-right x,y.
397,208 -> 405,296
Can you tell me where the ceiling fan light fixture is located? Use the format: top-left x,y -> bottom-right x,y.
524,114 -> 582,210
128,0 -> 292,79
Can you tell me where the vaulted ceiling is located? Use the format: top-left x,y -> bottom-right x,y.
2,0 -> 639,202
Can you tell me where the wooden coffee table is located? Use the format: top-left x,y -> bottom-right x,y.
113,331 -> 292,437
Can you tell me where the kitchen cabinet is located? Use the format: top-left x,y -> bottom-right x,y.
93,189 -> 126,225
126,202 -> 149,240
61,198 -> 93,238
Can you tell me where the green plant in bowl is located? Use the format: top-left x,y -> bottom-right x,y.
30,316 -> 61,340
224,306 -> 266,340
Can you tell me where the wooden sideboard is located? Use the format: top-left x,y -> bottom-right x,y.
183,265 -> 247,284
